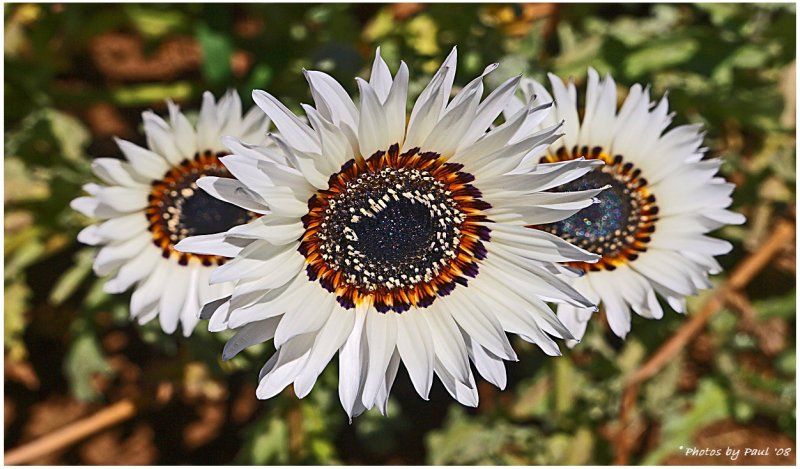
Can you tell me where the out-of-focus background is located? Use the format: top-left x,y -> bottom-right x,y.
3,2 -> 796,465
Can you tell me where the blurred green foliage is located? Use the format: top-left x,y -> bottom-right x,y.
4,2 -> 796,465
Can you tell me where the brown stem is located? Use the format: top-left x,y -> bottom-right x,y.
4,399 -> 138,465
613,219 -> 795,465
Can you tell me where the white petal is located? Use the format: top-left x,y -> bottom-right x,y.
303,69 -> 359,131
384,61 -> 409,147
631,249 -> 696,297
91,158 -> 146,188
460,74 -> 522,149
71,196 -> 124,219
256,333 -> 315,399
180,268 -> 202,336
410,46 -> 457,123
273,289 -> 333,348
103,245 -> 161,294
361,311 -> 398,409
158,264 -> 189,334
196,176 -> 271,214
93,233 -> 151,276
490,223 -> 599,263
356,78 -> 391,158
421,87 -> 480,157
97,212 -> 149,241
269,132 -> 330,190
423,305 -> 471,386
293,306 -> 356,398
130,261 -> 170,319
218,89 -> 244,138
77,225 -> 103,245
433,357 -> 478,407
196,91 -> 221,150
581,273 -> 628,337
395,309 -> 434,399
403,71 -> 447,152
547,73 -> 580,149
114,137 -> 169,180
338,305 -> 369,421
166,99 -> 198,156
470,275 -> 563,355
175,232 -> 247,258
556,304 -> 590,343
375,350 -> 401,415
209,241 -> 303,285
226,217 -> 304,245
94,187 -> 149,213
252,90 -> 319,153
464,334 -> 507,390
369,47 -> 393,102
448,293 -> 516,361
222,316 -> 282,360
142,110 -> 183,165
207,298 -> 232,332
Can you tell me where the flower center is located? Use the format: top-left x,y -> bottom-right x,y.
317,166 -> 465,291
300,145 -> 491,312
147,150 -> 256,266
535,146 -> 658,272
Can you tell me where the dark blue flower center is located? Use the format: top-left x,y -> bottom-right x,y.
540,169 -> 639,257
147,151 -> 257,265
317,166 -> 465,292
178,186 -> 252,237
351,196 -> 437,265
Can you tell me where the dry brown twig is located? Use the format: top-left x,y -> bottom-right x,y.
613,219 -> 795,465
4,399 -> 138,465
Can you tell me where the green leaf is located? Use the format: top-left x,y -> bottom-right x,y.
196,23 -> 233,84
4,237 -> 45,280
553,358 -> 576,415
753,291 -> 796,319
111,82 -> 193,107
406,15 -> 440,56
624,37 -> 699,77
245,63 -> 274,96
3,157 -> 51,203
125,5 -> 187,38
239,418 -> 290,464
427,408 -> 513,464
642,379 -> 730,464
43,109 -> 91,163
49,248 -> 95,305
4,280 -> 31,361
63,330 -> 112,402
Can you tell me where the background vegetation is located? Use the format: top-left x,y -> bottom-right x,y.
4,2 -> 796,464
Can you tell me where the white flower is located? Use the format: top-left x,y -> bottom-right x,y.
72,91 -> 271,337
504,69 -> 746,341
179,48 -> 604,418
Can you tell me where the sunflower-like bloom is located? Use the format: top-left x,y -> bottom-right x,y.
179,49 -> 605,417
72,91 -> 271,336
504,69 -> 745,340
